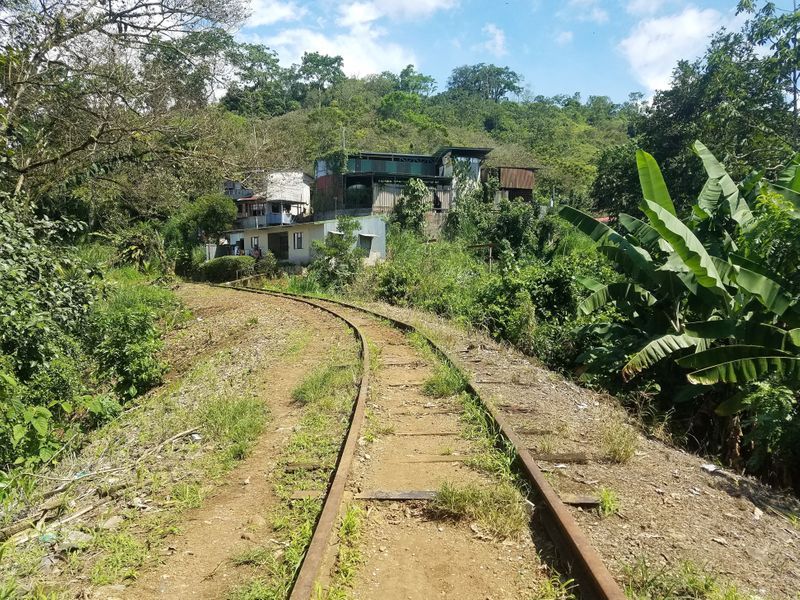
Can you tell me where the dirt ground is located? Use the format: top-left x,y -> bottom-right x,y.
361,299 -> 800,599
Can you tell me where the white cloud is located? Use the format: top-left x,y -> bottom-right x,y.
619,6 -> 725,91
337,0 -> 458,26
565,0 -> 608,24
246,0 -> 307,28
264,25 -> 416,76
480,23 -> 507,57
555,30 -> 574,45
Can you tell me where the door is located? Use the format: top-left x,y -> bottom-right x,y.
267,232 -> 289,260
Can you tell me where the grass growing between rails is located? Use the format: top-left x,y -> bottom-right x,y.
231,354 -> 359,600
623,559 -> 749,600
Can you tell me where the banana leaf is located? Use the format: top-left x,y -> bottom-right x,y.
734,266 -> 794,317
575,276 -> 604,292
693,141 -> 754,226
730,253 -> 791,289
772,153 -> 800,208
619,213 -> 669,252
622,334 -> 701,381
559,206 -> 657,282
577,282 -> 658,316
636,150 -> 676,216
677,345 -> 799,384
697,177 -> 723,216
640,199 -> 729,297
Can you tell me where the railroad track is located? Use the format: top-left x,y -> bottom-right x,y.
221,280 -> 625,600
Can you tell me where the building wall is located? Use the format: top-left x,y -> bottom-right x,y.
235,215 -> 386,266
262,171 -> 311,207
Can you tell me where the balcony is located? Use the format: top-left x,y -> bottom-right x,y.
234,212 -> 294,229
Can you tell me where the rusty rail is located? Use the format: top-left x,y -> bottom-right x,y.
221,281 -> 625,600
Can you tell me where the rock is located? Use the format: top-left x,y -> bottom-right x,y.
241,532 -> 255,541
753,507 -> 763,520
248,515 -> 267,528
99,516 -> 124,531
712,537 -> 728,546
59,530 -> 93,551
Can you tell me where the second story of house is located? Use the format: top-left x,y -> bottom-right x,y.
312,147 -> 493,221
223,171 -> 313,230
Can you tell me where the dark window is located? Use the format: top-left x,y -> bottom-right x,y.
271,203 -> 280,213
293,232 -> 303,250
250,236 -> 259,248
358,234 -> 373,253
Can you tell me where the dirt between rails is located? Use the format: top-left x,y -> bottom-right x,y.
308,304 -> 551,600
358,299 -> 800,599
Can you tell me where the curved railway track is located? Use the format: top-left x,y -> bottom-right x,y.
221,281 -> 625,600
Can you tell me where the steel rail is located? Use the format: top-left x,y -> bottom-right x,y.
221,281 -> 625,600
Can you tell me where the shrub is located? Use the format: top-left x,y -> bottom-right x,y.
197,255 -> 255,282
254,251 -> 278,277
309,216 -> 366,290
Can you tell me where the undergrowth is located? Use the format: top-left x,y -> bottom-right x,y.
623,559 -> 749,600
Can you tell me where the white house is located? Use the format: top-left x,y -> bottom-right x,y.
225,171 -> 313,230
225,215 -> 386,266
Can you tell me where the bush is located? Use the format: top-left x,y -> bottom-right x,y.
197,255 -> 255,282
254,251 -> 278,277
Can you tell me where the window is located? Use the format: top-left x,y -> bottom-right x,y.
271,203 -> 280,213
293,232 -> 303,250
250,236 -> 259,249
358,234 -> 373,254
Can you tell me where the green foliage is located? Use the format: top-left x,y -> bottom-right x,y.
309,216 -> 366,290
391,178 -> 431,235
197,255 -> 255,282
446,64 -> 522,101
89,274 -> 179,399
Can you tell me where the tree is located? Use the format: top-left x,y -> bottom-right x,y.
309,215 -> 366,289
446,64 -> 522,101
299,52 -> 345,109
398,65 -> 436,97
560,141 -> 800,390
738,0 -> 800,145
1,0 -> 246,204
392,178 -> 431,235
222,43 -> 298,116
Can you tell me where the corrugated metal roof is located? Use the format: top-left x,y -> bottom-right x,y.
499,167 -> 535,190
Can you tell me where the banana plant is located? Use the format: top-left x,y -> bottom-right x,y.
559,141 -> 800,390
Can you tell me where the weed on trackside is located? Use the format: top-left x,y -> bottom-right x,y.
602,420 -> 638,464
0,341 -> 273,594
597,487 -> 619,518
231,355 -> 359,600
623,558 -> 749,600
431,481 -> 528,540
313,503 -> 364,599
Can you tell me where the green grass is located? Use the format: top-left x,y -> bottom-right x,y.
430,481 -> 529,540
90,531 -> 149,585
232,547 -> 273,567
292,365 -> 355,405
170,481 -> 204,509
530,573 -> 577,600
623,559 -> 749,600
423,361 -> 468,398
202,394 -> 268,468
598,487 -> 619,518
320,503 -> 364,597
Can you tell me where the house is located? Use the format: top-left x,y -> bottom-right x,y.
481,166 -> 537,203
223,171 -> 313,230
312,147 -> 493,221
226,215 -> 386,265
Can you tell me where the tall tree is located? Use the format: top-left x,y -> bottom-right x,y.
298,52 -> 345,109
398,64 -> 436,97
446,64 -> 522,101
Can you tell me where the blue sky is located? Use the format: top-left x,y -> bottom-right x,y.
238,1 -> 789,102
